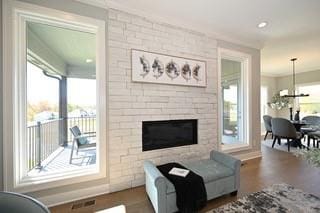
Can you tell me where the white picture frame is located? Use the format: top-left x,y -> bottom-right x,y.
131,49 -> 207,87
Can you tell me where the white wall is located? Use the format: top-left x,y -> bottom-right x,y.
261,76 -> 277,117
107,9 -> 218,191
0,0 -> 3,191
277,69 -> 320,91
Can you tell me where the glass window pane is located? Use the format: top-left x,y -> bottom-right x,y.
26,21 -> 97,177
297,84 -> 320,117
221,59 -> 243,145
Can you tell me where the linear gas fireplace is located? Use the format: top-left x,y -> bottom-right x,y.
142,119 -> 198,151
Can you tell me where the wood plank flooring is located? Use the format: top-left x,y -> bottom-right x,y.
50,145 -> 320,213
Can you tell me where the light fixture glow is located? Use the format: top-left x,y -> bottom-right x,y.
257,22 -> 268,28
86,59 -> 93,63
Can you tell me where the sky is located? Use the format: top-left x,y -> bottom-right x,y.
27,62 -> 96,106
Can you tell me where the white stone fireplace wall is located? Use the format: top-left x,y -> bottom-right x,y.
107,9 -> 218,192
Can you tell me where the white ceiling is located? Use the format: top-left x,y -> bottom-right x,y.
79,0 -> 320,76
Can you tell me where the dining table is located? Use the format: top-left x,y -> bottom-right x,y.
291,120 -> 308,130
290,120 -> 308,148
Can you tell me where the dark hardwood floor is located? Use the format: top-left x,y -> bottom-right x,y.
50,145 -> 320,213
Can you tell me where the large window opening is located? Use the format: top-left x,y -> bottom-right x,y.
2,1 -> 106,192
261,86 -> 268,133
26,22 -> 97,177
221,59 -> 242,145
219,49 -> 251,151
296,84 -> 320,118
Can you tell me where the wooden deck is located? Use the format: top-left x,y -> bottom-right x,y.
28,144 -> 96,176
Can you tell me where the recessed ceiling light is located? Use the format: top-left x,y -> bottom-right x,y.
86,59 -> 93,63
257,21 -> 268,28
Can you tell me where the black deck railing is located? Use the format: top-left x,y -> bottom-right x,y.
26,116 -> 96,171
67,116 -> 97,142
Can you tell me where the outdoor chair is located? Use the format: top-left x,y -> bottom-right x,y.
263,115 -> 273,140
271,118 -> 303,152
69,126 -> 96,164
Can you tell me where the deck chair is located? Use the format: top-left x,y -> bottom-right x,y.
69,126 -> 96,164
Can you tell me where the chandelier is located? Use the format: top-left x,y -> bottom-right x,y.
282,58 -> 309,98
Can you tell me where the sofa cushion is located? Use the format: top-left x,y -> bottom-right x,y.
183,159 -> 234,183
165,159 -> 234,194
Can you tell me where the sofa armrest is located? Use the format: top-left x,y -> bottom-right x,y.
210,150 -> 241,170
210,150 -> 240,170
143,161 -> 167,213
210,150 -> 241,189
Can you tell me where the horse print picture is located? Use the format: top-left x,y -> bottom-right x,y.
131,49 -> 206,87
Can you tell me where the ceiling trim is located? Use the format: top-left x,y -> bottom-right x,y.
74,0 -> 263,49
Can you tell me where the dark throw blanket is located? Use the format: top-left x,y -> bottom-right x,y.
157,162 -> 207,213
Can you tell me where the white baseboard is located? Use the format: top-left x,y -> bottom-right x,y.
234,150 -> 262,161
38,183 -> 110,207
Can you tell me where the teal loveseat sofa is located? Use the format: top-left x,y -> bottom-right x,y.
143,150 -> 241,213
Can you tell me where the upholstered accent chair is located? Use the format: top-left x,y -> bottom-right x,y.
271,118 -> 303,152
263,115 -> 273,140
301,116 -> 320,148
0,191 -> 50,213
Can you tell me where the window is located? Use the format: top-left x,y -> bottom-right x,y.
221,60 -> 242,145
218,49 -> 252,152
296,84 -> 320,118
3,1 -> 106,192
261,86 -> 268,132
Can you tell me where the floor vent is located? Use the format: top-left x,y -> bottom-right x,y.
84,200 -> 96,207
71,200 -> 95,210
71,203 -> 83,210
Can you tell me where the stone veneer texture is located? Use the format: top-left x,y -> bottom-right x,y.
107,9 -> 218,192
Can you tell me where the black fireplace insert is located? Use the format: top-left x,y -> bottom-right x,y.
142,119 -> 198,151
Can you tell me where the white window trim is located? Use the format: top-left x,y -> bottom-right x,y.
3,0 -> 108,193
260,86 -> 268,135
217,48 -> 252,153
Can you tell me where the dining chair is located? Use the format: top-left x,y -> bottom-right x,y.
0,191 -> 50,213
69,126 -> 96,164
271,118 -> 303,152
301,116 -> 320,147
263,115 -> 273,140
307,131 -> 320,148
